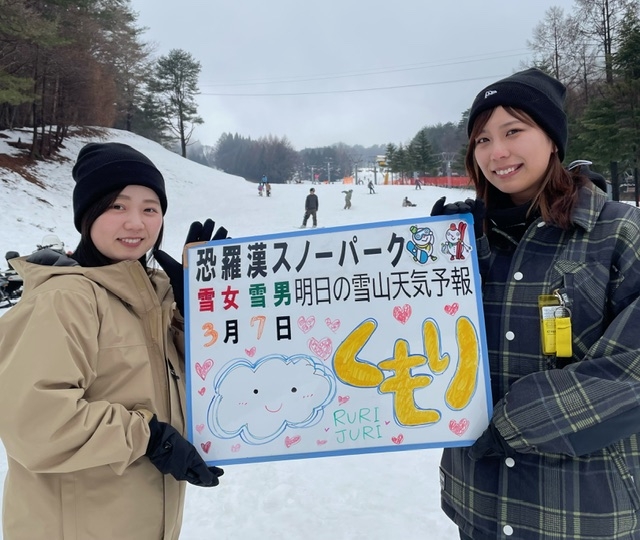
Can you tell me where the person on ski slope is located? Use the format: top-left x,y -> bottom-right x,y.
301,187 -> 319,227
367,180 -> 376,194
402,196 -> 416,207
431,68 -> 640,540
0,142 -> 227,540
342,188 -> 353,209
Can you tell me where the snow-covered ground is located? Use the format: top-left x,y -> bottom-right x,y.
0,128 -> 473,539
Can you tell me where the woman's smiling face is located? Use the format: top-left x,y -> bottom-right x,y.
473,106 -> 555,205
90,184 -> 163,262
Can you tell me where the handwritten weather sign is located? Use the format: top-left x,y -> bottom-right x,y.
184,215 -> 491,466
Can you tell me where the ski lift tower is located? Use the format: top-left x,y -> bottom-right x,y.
375,155 -> 387,185
440,152 -> 457,187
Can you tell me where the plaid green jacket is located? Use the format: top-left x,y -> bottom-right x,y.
441,185 -> 640,539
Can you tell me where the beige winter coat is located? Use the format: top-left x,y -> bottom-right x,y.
0,256 -> 187,540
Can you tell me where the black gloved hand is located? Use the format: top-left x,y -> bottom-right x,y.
468,422 -> 515,461
430,196 -> 486,239
154,219 -> 228,315
145,415 -> 224,487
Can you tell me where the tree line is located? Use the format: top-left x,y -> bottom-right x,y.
3,0 -> 639,184
381,0 -> 640,183
205,121 -> 467,184
205,128 -> 463,185
0,0 -> 202,158
201,134 -> 388,184
525,0 -> 640,178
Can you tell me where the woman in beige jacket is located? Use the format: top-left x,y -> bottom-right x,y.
0,142 -> 226,540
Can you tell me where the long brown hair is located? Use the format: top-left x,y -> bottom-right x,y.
465,106 -> 585,230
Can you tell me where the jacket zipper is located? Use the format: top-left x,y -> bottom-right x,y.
167,359 -> 180,381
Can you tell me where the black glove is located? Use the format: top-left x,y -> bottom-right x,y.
154,219 -> 228,315
468,422 -> 515,461
430,196 -> 486,239
145,415 -> 224,487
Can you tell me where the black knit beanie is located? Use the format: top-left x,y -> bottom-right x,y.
72,142 -> 167,231
467,68 -> 568,161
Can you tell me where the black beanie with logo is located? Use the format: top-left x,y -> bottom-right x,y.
72,142 -> 167,231
467,68 -> 568,161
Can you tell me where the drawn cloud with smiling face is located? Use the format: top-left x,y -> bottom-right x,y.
208,354 -> 336,444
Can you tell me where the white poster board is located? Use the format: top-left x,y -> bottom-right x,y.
185,215 -> 491,465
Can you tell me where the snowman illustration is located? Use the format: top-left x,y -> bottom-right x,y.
406,225 -> 437,264
441,222 -> 472,260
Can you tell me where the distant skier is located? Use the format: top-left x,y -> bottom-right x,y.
367,180 -> 376,194
265,182 -> 271,197
301,187 -> 319,228
342,189 -> 353,209
402,196 -> 416,207
258,183 -> 264,196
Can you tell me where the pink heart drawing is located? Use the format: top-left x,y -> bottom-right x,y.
297,315 -> 316,333
391,434 -> 404,445
285,435 -> 301,448
245,346 -> 256,357
393,304 -> 412,324
316,440 -> 327,446
337,395 -> 350,405
231,444 -> 241,453
195,423 -> 205,434
444,303 -> 460,316
195,359 -> 214,380
449,418 -> 470,436
308,337 -> 333,360
198,387 -> 206,396
325,318 -> 341,333
201,441 -> 211,453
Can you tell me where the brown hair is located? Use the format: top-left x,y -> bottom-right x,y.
465,106 -> 585,230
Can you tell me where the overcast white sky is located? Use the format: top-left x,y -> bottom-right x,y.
129,0 -> 576,150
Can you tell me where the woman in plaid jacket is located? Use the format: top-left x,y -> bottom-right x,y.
432,68 -> 640,539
